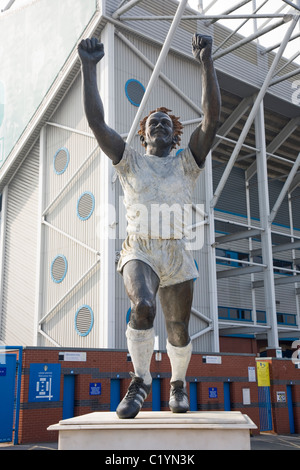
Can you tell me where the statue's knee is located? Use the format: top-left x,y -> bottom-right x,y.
130,298 -> 156,329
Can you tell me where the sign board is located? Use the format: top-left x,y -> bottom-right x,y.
276,391 -> 286,403
248,366 -> 256,383
256,361 -> 271,387
58,352 -> 86,362
203,356 -> 222,364
89,383 -> 101,396
209,387 -> 218,398
0,367 -> 6,377
28,364 -> 61,402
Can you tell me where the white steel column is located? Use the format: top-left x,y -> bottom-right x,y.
99,22 -> 116,348
255,101 -> 279,350
0,184 -> 8,342
205,152 -> 219,352
34,126 -> 47,346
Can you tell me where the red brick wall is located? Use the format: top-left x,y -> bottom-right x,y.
15,347 -> 300,443
269,358 -> 300,435
220,336 -> 258,355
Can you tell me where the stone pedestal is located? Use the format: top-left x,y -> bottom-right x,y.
48,411 -> 257,450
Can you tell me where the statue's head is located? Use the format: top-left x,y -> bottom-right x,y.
138,107 -> 183,151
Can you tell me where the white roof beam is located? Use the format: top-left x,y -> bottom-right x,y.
219,323 -> 271,335
282,0 -> 300,12
256,2 -> 288,30
261,30 -> 300,54
251,239 -> 300,258
253,274 -> 300,288
213,0 -> 269,54
120,13 -> 292,21
217,265 -> 265,279
112,0 -> 144,19
204,0 -> 253,25
275,50 -> 300,74
270,66 -> 300,86
215,228 -> 262,245
203,0 -> 218,14
213,16 -> 292,61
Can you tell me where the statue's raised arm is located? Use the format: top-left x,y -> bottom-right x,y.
189,34 -> 221,168
78,38 -> 125,165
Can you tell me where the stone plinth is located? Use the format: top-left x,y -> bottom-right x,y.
48,411 -> 257,450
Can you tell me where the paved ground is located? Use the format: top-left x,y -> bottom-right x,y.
1,434 -> 300,450
0,442 -> 58,450
250,433 -> 300,450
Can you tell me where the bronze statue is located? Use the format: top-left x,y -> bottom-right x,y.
78,34 -> 221,418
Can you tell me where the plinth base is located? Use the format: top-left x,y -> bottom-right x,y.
48,411 -> 257,450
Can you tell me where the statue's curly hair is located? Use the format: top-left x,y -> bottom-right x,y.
138,107 -> 184,150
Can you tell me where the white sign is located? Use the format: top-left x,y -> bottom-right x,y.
59,352 -> 87,362
203,356 -> 222,364
242,388 -> 251,405
248,366 -> 256,382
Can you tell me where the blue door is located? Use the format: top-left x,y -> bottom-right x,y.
0,354 -> 17,442
189,382 -> 198,411
110,379 -> 121,411
258,386 -> 273,431
287,385 -> 295,434
152,378 -> 161,411
224,382 -> 231,411
62,375 -> 75,420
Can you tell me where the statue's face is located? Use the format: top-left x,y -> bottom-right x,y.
144,112 -> 174,149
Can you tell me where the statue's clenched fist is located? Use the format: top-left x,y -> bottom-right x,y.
78,38 -> 105,65
192,34 -> 213,64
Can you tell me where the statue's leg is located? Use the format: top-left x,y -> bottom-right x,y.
159,278 -> 193,347
159,279 -> 194,412
116,260 -> 160,419
123,259 -> 160,331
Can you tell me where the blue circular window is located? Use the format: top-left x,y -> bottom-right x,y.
77,191 -> 95,221
51,255 -> 68,283
75,305 -> 94,337
53,147 -> 69,175
125,79 -> 145,107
